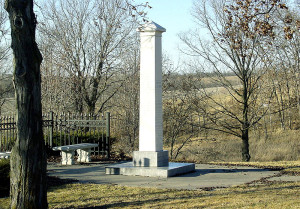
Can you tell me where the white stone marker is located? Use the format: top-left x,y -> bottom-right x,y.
133,21 -> 168,167
139,21 -> 165,151
105,21 -> 195,176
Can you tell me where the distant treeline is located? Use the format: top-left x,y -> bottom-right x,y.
163,71 -> 239,91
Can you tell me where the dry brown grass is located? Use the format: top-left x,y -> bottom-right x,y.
250,129 -> 300,162
173,136 -> 242,162
172,129 -> 300,163
1,181 -> 300,208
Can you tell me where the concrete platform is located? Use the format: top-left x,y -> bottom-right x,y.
105,162 -> 195,178
47,163 -> 283,190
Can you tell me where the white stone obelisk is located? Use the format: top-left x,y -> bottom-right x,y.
105,22 -> 195,176
133,21 -> 168,167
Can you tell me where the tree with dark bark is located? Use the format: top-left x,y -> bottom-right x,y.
5,0 -> 47,208
180,0 -> 290,161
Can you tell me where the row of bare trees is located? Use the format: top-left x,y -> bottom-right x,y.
2,0 -> 150,208
0,0 -> 299,207
178,0 -> 299,161
38,0 -> 146,115
33,0 -> 300,163
90,0 -> 299,163
1,0 -> 298,163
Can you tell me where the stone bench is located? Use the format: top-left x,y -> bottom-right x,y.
0,152 -> 11,159
52,143 -> 98,165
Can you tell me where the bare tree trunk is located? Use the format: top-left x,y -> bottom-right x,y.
5,0 -> 47,208
242,86 -> 251,162
241,129 -> 250,162
263,114 -> 268,140
277,84 -> 286,130
73,81 -> 83,113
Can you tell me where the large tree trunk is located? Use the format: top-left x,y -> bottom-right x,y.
242,82 -> 251,162
5,0 -> 48,208
241,129 -> 250,162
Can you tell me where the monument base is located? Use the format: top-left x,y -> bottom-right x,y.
133,150 -> 169,167
105,162 -> 195,178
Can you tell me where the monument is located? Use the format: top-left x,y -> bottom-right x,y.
106,21 -> 195,177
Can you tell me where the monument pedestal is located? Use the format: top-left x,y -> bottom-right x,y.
106,149 -> 195,178
133,151 -> 168,167
105,162 -> 195,178
106,150 -> 195,178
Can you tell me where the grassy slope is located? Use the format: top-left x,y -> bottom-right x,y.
175,129 -> 300,163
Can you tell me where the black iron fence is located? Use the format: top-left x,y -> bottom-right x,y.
0,112 -> 110,157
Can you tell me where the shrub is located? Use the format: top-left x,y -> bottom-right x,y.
47,130 -> 107,147
0,159 -> 10,198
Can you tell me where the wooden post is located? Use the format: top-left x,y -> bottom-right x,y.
5,116 -> 8,151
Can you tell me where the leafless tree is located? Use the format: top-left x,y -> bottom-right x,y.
39,35 -> 74,113
5,0 -> 47,207
0,0 -> 11,115
38,0 -> 146,114
110,39 -> 140,155
162,57 -> 207,160
180,0 -> 290,161
263,9 -> 300,130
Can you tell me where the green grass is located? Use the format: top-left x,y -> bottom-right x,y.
0,182 -> 299,208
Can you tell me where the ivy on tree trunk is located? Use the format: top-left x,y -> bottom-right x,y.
5,0 -> 47,208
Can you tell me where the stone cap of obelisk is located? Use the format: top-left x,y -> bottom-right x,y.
137,21 -> 166,33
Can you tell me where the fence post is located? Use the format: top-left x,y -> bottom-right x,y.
106,112 -> 110,158
50,111 -> 53,147
4,116 -> 9,151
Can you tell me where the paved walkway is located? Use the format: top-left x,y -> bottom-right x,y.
47,162 -> 300,190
